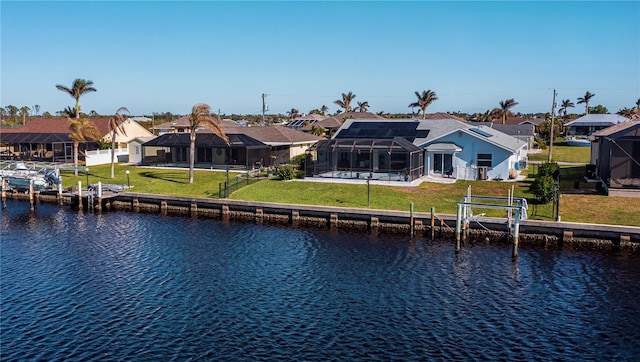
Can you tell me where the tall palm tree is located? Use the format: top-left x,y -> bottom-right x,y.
496,98 -> 519,124
356,101 -> 369,112
68,117 -> 100,177
320,105 -> 329,115
408,90 -> 438,119
334,91 -> 356,113
56,79 -> 97,119
635,98 -> 640,110
577,91 -> 595,115
19,106 -> 30,125
188,103 -> 229,184
558,99 -> 575,122
108,107 -> 129,179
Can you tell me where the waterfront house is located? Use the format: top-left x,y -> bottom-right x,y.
0,117 -> 153,163
229,126 -> 323,166
306,119 -> 527,181
564,114 -> 630,146
589,121 -> 640,197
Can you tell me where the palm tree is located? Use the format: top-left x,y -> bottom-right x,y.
68,117 -> 100,176
287,108 -> 300,119
617,107 -> 636,119
320,105 -> 329,115
558,99 -> 575,123
408,90 -> 438,119
577,91 -> 595,115
334,91 -> 356,113
188,103 -> 229,184
636,98 -> 640,110
56,79 -> 97,119
19,106 -> 30,125
495,98 -> 519,124
356,101 -> 369,112
108,107 -> 129,179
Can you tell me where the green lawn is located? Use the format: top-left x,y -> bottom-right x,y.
57,163 -> 639,227
528,144 -> 591,163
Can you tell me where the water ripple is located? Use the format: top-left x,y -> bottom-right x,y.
1,200 -> 640,361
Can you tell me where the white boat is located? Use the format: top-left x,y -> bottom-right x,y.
565,136 -> 591,147
0,162 -> 61,191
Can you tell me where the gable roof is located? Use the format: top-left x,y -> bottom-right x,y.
228,126 -> 323,145
423,112 -> 466,121
564,114 -> 630,127
334,118 -> 526,153
591,121 -> 640,138
488,123 -> 535,137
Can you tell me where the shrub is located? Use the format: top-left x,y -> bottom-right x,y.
529,175 -> 557,203
275,165 -> 296,180
538,162 -> 559,179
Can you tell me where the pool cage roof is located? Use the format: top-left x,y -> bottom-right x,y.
310,137 -> 421,153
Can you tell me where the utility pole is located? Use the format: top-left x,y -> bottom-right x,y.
548,89 -> 557,163
261,93 -> 268,126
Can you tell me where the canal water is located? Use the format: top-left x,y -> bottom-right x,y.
2,200 -> 639,361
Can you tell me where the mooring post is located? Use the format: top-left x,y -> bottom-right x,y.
78,181 -> 83,210
409,202 -> 414,237
29,179 -> 35,212
96,182 -> 102,212
455,203 -> 462,253
1,177 -> 6,209
430,207 -> 435,240
58,181 -> 63,206
512,205 -> 520,259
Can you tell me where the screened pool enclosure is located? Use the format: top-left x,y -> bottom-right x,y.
305,138 -> 424,181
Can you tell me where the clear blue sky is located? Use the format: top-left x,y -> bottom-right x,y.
1,1 -> 638,117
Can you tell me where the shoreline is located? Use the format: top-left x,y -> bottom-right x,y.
4,189 -> 640,255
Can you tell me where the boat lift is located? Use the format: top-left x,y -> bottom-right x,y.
456,186 -> 528,258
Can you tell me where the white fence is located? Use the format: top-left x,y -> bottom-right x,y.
85,148 -> 129,166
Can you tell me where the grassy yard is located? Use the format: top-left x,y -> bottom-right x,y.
57,163 -> 639,227
528,143 -> 591,163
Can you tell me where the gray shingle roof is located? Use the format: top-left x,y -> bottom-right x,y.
564,114 -> 630,127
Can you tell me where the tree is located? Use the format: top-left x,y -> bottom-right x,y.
19,106 -> 30,125
287,108 -> 300,119
408,90 -> 438,119
636,98 -> 640,110
588,104 -> 608,114
33,105 -> 40,116
558,99 -> 574,123
320,105 -> 329,115
68,116 -> 101,177
56,78 -> 97,119
617,107 -> 636,119
310,124 -> 324,136
0,107 -> 5,123
188,103 -> 229,184
356,101 -> 369,112
89,110 -> 99,117
495,98 -> 519,124
334,91 -> 356,113
108,107 -> 129,179
6,105 -> 18,123
577,91 -> 595,115
42,111 -> 53,118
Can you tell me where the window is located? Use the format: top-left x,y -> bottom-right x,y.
477,153 -> 492,167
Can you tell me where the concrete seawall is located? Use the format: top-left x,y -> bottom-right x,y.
5,190 -> 640,254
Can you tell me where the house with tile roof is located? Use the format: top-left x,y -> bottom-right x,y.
589,121 -> 640,197
0,117 -> 153,163
306,118 -> 527,181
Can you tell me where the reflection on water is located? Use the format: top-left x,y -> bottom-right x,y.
2,200 -> 639,361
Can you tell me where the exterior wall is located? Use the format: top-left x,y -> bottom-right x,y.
85,148 -> 129,166
424,132 -> 520,180
103,120 -> 154,146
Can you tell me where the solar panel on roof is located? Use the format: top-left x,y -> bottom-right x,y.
335,122 -> 427,141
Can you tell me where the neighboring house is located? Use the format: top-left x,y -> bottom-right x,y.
286,114 -> 326,130
0,117 -> 153,163
128,136 -> 157,165
229,126 -> 323,165
564,114 -> 630,146
140,130 -> 270,169
307,119 -> 527,181
589,121 -> 640,197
